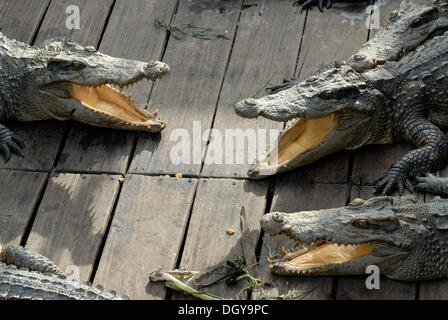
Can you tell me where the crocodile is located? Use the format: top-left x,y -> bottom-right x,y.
0,244 -> 128,300
261,174 -> 448,280
0,33 -> 169,162
235,0 -> 448,195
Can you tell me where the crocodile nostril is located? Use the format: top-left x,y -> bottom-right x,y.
273,213 -> 284,223
244,98 -> 257,106
160,63 -> 170,74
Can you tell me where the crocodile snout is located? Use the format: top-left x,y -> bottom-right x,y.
146,61 -> 170,79
234,98 -> 261,119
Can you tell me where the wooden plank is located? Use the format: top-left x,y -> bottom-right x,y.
57,0 -> 179,174
173,178 -> 268,299
129,0 -> 243,177
419,279 -> 448,300
34,0 -> 114,46
336,185 -> 417,300
25,173 -> 121,282
1,121 -> 67,172
57,123 -> 135,174
0,170 -> 47,247
94,175 -> 197,300
0,0 -> 50,43
352,143 -> 414,186
253,182 -> 348,300
201,0 -> 304,178
296,1 -> 370,79
0,0 -> 115,172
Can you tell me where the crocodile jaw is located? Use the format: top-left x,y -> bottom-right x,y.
270,241 -> 377,276
260,200 -> 411,277
69,83 -> 165,132
247,113 -> 369,179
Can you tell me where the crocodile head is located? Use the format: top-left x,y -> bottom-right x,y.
234,61 -> 390,179
261,196 -> 448,281
19,38 -> 169,132
349,0 -> 448,72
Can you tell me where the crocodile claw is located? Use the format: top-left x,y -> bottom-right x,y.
293,0 -> 332,12
374,167 -> 413,196
0,124 -> 25,163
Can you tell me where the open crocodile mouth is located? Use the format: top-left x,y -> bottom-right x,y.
42,60 -> 169,132
68,82 -> 165,132
270,239 -> 374,275
249,113 -> 351,179
275,115 -> 337,164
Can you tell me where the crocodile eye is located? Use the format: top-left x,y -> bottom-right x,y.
69,61 -> 85,70
353,219 -> 369,229
48,59 -> 85,70
319,91 -> 333,99
410,7 -> 439,28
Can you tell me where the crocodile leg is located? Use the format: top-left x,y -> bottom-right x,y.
0,124 -> 24,162
374,119 -> 448,196
415,173 -> 448,195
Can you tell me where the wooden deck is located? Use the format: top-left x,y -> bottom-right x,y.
1,0 -> 447,300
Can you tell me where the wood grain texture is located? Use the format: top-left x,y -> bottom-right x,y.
336,185 -> 417,300
25,173 -> 121,282
34,0 -> 114,46
201,0 -> 304,178
94,175 -> 198,300
0,170 -> 47,247
129,0 -> 243,177
57,0 -> 179,173
0,0 -> 50,43
296,1 -> 370,79
253,183 -> 348,300
173,178 -> 268,299
352,142 -> 414,186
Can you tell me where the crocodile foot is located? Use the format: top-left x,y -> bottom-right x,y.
293,0 -> 332,11
415,173 -> 448,195
374,167 -> 414,196
0,124 -> 24,163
